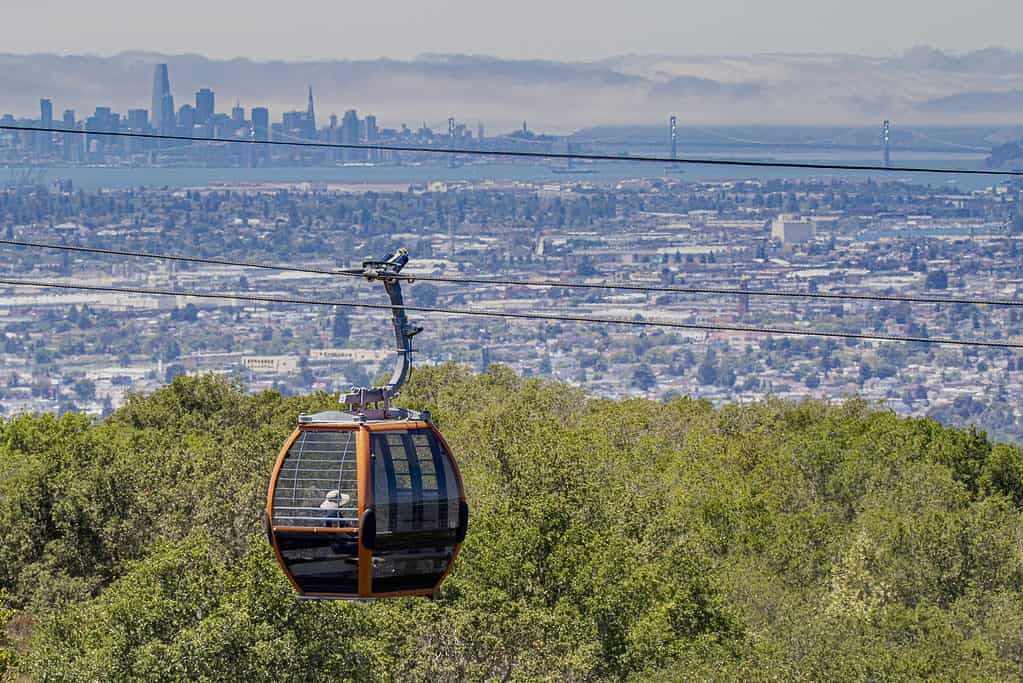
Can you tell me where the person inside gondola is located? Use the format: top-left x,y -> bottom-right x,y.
319,489 -> 350,528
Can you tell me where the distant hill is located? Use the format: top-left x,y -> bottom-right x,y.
3,47 -> 1023,131
988,139 -> 1023,169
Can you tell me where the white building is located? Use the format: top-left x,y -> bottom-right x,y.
771,215 -> 817,244
242,356 -> 300,373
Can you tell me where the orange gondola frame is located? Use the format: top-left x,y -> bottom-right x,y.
266,249 -> 468,600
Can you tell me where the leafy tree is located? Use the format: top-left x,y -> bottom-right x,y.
697,359 -> 718,386
633,364 -> 656,391
926,269 -> 949,290
6,370 -> 1023,680
0,588 -> 13,682
165,364 -> 186,383
72,379 -> 96,401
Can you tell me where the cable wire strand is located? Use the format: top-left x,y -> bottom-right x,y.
0,277 -> 1019,350
3,237 -> 1020,308
1,124 -> 1019,177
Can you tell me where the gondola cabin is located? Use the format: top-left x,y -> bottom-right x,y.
267,411 -> 467,599
266,248 -> 468,600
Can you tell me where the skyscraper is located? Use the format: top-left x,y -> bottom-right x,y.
342,109 -> 360,161
151,64 -> 175,134
251,107 -> 269,140
305,86 -> 316,139
195,88 -> 215,125
178,104 -> 195,134
85,107 -> 116,161
161,93 -> 176,133
251,106 -> 270,165
37,99 -> 53,155
61,110 -> 80,161
127,109 -> 149,154
127,109 -> 149,130
231,100 -> 245,124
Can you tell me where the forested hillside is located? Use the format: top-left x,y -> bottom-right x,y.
2,366 -> 1023,681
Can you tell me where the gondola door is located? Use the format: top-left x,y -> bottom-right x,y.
363,424 -> 468,597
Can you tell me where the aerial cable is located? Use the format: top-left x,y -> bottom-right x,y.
1,124 -> 1020,176
2,237 -> 1020,309
0,277 -> 1019,350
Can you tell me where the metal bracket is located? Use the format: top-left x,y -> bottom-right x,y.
337,248 -> 420,415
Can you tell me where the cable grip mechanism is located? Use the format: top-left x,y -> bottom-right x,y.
337,248 -> 421,415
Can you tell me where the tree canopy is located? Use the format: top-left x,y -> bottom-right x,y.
1,367 -> 1022,680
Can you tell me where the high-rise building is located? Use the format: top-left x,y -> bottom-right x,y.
161,94 -> 175,133
39,99 -> 53,124
364,114 -> 379,162
177,104 -> 195,133
61,109 -> 80,161
305,86 -> 316,139
127,109 -> 148,130
195,88 -> 215,125
251,106 -> 270,165
251,107 -> 269,140
283,110 -> 307,137
342,109 -> 360,161
127,109 -> 149,154
151,64 -> 174,134
85,107 -> 117,160
37,98 -> 53,154
231,101 -> 245,124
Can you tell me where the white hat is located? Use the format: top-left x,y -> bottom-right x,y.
324,489 -> 351,506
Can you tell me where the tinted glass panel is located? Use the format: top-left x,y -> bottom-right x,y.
370,427 -> 462,592
372,545 -> 456,593
371,428 -> 462,536
272,430 -> 358,528
276,531 -> 359,594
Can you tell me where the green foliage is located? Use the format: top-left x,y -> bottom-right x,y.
0,588 -> 13,682
2,368 -> 1022,680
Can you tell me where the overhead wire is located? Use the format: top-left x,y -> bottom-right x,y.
0,125 -> 1018,354
0,277 -> 1019,350
1,124 -> 1020,176
3,237 -> 1021,308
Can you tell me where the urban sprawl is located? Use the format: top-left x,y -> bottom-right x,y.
2,173 -> 1023,443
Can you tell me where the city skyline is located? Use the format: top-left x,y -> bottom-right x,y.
0,62 -> 524,168
3,48 -> 1023,129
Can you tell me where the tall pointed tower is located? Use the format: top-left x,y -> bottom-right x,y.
306,85 -> 316,138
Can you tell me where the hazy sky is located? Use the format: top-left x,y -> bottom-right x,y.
2,0 -> 1021,60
